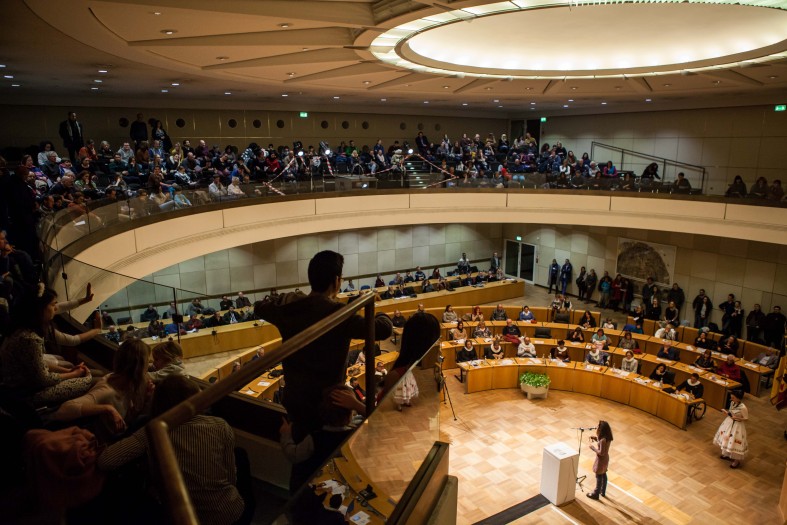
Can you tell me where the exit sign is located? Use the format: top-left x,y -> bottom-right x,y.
776,105 -> 786,112
299,112 -> 308,118
516,236 -> 522,241
540,117 -> 547,123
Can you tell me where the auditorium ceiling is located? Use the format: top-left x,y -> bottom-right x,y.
3,0 -> 787,115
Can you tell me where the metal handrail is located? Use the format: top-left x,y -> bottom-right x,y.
146,291 -> 379,525
591,141 -> 707,190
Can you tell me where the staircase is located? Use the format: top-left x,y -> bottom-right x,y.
404,158 -> 439,188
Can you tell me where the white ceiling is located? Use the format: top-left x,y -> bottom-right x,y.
1,0 -> 786,117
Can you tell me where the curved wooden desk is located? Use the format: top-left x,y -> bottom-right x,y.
456,358 -> 702,430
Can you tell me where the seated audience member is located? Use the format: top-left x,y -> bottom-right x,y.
186,299 -> 203,317
550,340 -> 571,362
98,375 -> 245,525
694,330 -> 714,350
518,305 -> 535,322
442,305 -> 458,323
656,340 -> 679,361
456,340 -> 478,363
186,315 -> 204,331
718,335 -> 739,356
664,301 -> 680,327
473,320 -> 492,338
673,172 -> 691,191
49,339 -> 151,441
602,318 -> 615,330
208,174 -> 228,200
149,340 -> 186,383
104,325 -> 121,344
620,350 -> 638,373
450,320 -> 468,341
219,295 -> 234,310
501,319 -> 521,344
140,304 -> 160,322
146,319 -> 165,338
693,349 -> 716,372
491,304 -> 508,321
677,373 -> 704,399
414,267 -> 426,281
517,336 -> 536,357
374,274 -> 385,288
568,326 -> 585,343
725,175 -> 747,198
204,311 -> 226,328
649,363 -> 670,383
591,329 -> 609,348
391,310 -> 406,329
380,285 -> 396,300
769,179 -> 784,201
343,280 -> 356,293
223,306 -> 242,324
421,280 -> 434,293
585,343 -> 607,366
579,310 -> 596,329
0,288 -> 93,407
717,355 -> 742,382
654,323 -> 677,341
750,176 -> 768,198
485,339 -> 505,360
470,306 -> 484,322
754,347 -> 779,369
618,331 -> 641,353
348,377 -> 365,403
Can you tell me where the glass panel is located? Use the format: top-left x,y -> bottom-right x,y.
520,243 -> 536,282
504,240 -> 519,276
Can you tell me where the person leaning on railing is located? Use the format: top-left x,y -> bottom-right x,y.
253,250 -> 392,491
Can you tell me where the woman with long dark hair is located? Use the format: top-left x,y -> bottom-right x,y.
0,288 -> 92,406
587,420 -> 613,499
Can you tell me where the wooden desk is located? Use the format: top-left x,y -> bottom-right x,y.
371,279 -> 524,311
572,364 -> 606,396
141,320 -> 281,359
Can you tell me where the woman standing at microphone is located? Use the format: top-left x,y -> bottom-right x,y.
587,420 -> 613,500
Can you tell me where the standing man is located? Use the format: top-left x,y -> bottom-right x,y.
745,304 -> 765,343
254,251 -> 392,490
719,293 -> 736,335
560,259 -> 573,296
692,289 -> 712,329
668,283 -> 685,312
58,111 -> 84,164
490,251 -> 501,273
548,259 -> 560,294
764,306 -> 786,350
130,113 -> 148,147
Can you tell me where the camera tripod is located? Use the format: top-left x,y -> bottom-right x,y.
435,352 -> 457,421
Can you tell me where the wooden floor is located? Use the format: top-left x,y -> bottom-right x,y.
437,286 -> 786,524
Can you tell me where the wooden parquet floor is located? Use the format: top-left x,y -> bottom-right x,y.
439,375 -> 786,524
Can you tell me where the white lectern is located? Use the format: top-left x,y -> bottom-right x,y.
540,442 -> 579,506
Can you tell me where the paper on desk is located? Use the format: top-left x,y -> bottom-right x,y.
243,389 -> 256,395
501,359 -> 514,365
257,380 -> 271,387
743,362 -> 758,369
534,340 -> 544,344
350,511 -> 371,525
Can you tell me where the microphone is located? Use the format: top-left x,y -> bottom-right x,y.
572,426 -> 597,431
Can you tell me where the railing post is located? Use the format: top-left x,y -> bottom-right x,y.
364,299 -> 377,418
147,420 -> 199,525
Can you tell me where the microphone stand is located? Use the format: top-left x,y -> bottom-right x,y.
572,426 -> 596,486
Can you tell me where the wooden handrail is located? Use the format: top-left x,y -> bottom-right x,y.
146,291 -> 379,525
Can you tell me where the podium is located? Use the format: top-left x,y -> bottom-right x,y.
540,442 -> 579,505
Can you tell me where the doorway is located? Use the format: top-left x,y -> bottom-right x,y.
504,240 -> 537,283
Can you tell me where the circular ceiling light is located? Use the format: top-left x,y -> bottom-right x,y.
160,29 -> 177,35
371,2 -> 787,79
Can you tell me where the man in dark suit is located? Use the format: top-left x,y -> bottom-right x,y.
490,251 -> 501,273
58,111 -> 84,163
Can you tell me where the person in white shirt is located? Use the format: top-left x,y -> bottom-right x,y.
654,322 -> 677,341
227,176 -> 245,197
208,174 -> 228,200
517,336 -> 536,357
620,350 -> 638,372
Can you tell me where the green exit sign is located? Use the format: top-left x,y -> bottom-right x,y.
299,112 -> 308,118
516,236 -> 522,241
776,105 -> 786,112
540,117 -> 547,123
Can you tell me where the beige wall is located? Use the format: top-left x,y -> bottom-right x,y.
0,104 -> 507,153
541,105 -> 787,195
502,223 -> 787,324
103,223 -> 502,318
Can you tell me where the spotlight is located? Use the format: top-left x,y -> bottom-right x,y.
297,150 -> 304,157
407,148 -> 414,154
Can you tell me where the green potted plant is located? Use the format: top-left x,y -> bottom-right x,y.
519,371 -> 550,399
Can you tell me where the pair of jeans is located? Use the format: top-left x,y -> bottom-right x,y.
593,473 -> 607,496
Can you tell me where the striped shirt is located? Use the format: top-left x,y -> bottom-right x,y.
98,415 -> 244,525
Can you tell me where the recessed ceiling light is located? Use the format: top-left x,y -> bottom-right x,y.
768,75 -> 778,79
224,91 -> 232,95
91,87 -> 99,91
161,89 -> 168,93
424,101 -> 429,104
493,99 -> 499,103
615,86 -> 622,90
601,102 -> 607,105
0,65 -> 6,68
171,82 -> 179,86
333,96 -> 340,99
161,29 -> 177,35
11,84 -> 20,87
281,93 -> 288,97
484,87 -> 492,91
404,84 -> 410,87
443,85 -> 449,89
568,99 -> 574,102
98,69 -> 108,74
152,11 -> 162,15
525,87 -> 532,91
93,79 -> 102,83
278,23 -> 291,28
571,86 -> 577,90
216,56 -> 229,61
380,98 -> 387,102
302,47 -> 309,51
663,83 -> 671,87
498,105 -> 503,108
363,80 -> 371,85
563,104 -> 569,108
462,103 -> 468,106
287,72 -> 296,77
712,80 -> 721,84
3,75 -> 13,79
530,102 -> 536,105
645,98 -> 652,102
